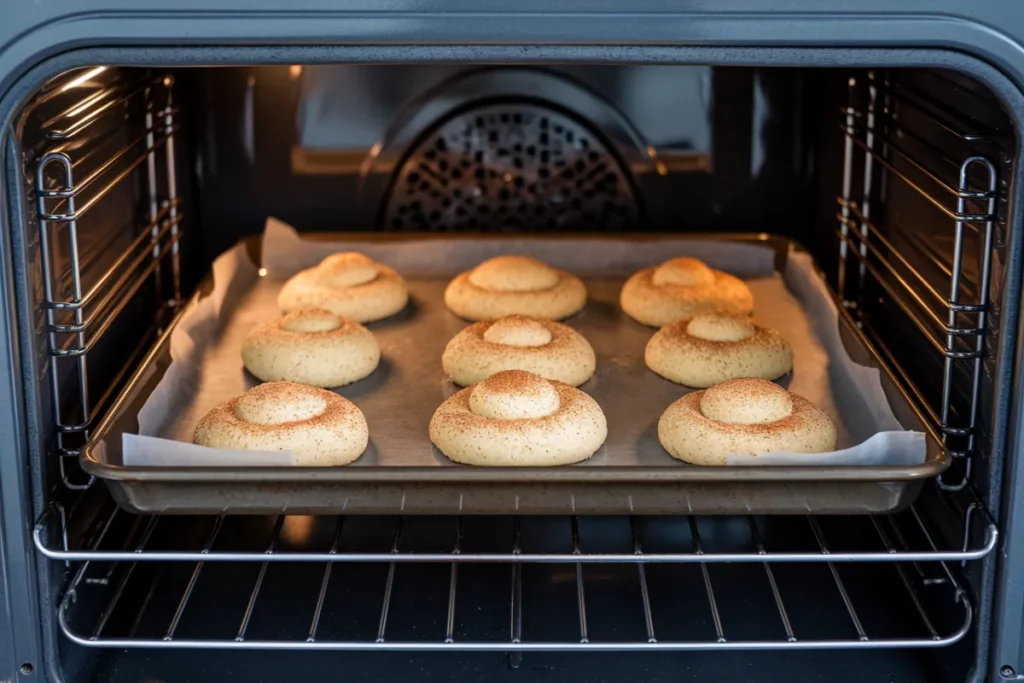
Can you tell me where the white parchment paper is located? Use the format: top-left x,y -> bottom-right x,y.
122,217 -> 925,468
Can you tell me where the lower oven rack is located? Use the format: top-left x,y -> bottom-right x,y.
46,505 -> 991,652
34,497 -> 998,564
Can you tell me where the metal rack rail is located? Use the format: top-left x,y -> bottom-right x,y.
837,70 -> 999,492
33,70 -> 184,489
55,513 -> 974,651
34,502 -> 999,565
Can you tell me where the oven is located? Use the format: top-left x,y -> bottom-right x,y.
2,5 -> 1024,683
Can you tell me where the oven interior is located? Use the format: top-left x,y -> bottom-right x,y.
9,63 -> 1017,682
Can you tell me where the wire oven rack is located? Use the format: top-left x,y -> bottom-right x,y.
837,70 -> 1000,493
49,510 -> 983,652
33,69 -> 184,490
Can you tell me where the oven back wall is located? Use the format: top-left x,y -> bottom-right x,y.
188,65 -> 823,262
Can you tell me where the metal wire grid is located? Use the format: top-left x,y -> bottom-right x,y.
55,513 -> 974,651
34,497 -> 999,565
34,71 -> 184,489
836,71 -> 998,493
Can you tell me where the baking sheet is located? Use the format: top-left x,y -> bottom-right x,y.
121,218 -> 925,469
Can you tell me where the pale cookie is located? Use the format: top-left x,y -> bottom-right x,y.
645,314 -> 792,388
444,255 -> 586,321
658,378 -> 836,465
429,369 -> 607,466
194,381 -> 369,466
278,252 -> 408,323
442,315 -> 595,386
620,257 -> 754,327
242,308 -> 380,388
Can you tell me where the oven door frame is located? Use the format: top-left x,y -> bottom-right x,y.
1,18 -> 1024,682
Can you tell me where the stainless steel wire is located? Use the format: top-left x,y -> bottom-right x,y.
837,72 -> 998,494
54,512 -> 976,652
34,69 -> 184,489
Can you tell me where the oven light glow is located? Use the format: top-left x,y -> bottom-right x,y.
60,66 -> 107,92
258,268 -> 268,277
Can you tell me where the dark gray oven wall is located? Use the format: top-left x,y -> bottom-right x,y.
1,5 -> 1024,683
189,64 -> 815,261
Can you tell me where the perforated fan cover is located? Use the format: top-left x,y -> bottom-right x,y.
384,103 -> 638,232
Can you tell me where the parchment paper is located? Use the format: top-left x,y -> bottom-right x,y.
123,218 -> 925,468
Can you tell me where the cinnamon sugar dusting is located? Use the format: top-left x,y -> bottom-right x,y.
442,317 -> 596,386
483,315 -> 554,347
233,381 -> 330,425
280,308 -> 344,333
686,314 -> 754,342
469,370 -> 560,419
645,316 -> 793,389
429,370 -> 608,466
316,252 -> 380,287
699,378 -> 793,425
278,251 -> 407,323
467,255 -> 560,292
651,257 -> 716,287
194,381 -> 369,466
620,260 -> 754,328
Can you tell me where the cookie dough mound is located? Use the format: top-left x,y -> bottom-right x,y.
620,257 -> 754,327
194,381 -> 369,466
242,308 -> 380,388
278,252 -> 408,323
429,370 -> 607,466
645,314 -> 792,388
658,378 -> 836,465
442,315 -> 595,386
444,255 -> 586,321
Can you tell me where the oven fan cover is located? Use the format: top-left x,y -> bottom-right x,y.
383,101 -> 638,232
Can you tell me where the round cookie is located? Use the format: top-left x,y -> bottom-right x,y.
645,314 -> 792,388
620,257 -> 754,327
444,255 -> 586,321
658,378 -> 837,465
194,381 -> 369,466
242,308 -> 380,388
278,252 -> 408,323
429,369 -> 607,466
442,315 -> 596,387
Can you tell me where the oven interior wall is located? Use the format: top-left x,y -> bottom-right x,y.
187,65 -> 827,263
11,63 -> 1014,683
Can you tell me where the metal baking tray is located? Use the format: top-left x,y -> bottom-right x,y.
81,234 -> 948,515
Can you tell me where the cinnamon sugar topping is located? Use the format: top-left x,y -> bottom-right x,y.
699,378 -> 793,424
280,308 -> 344,333
232,381 -> 329,425
686,314 -> 755,342
467,255 -> 560,292
469,369 -> 561,419
483,315 -> 554,347
651,257 -> 716,287
316,252 -> 380,287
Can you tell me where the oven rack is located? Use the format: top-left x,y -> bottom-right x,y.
34,497 -> 998,566
33,69 -> 184,489
836,70 -> 998,493
54,513 -> 975,652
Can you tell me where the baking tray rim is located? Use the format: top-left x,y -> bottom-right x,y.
79,232 -> 951,485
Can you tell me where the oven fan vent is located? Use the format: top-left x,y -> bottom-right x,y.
384,102 -> 638,232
